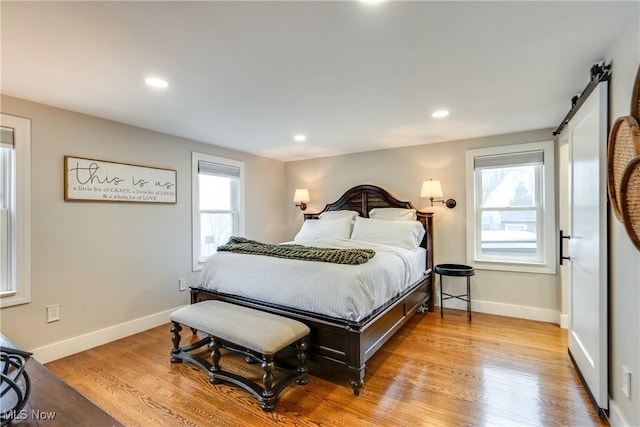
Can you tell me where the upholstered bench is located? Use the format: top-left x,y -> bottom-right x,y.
169,300 -> 310,411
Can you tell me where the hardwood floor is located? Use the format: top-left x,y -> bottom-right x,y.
46,309 -> 608,426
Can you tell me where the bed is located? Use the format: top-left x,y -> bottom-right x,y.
190,184 -> 434,394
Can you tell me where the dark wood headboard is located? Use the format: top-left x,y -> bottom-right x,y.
303,184 -> 433,271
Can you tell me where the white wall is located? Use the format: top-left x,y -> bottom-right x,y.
0,95 -> 285,361
605,10 -> 640,427
285,128 -> 560,322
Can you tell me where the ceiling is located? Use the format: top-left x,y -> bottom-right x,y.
1,1 -> 637,161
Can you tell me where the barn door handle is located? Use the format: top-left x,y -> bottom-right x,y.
559,230 -> 571,265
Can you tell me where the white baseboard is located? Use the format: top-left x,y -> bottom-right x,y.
559,313 -> 569,329
607,400 -> 627,427
30,305 -> 186,364
439,298 -> 561,325
33,299 -> 563,364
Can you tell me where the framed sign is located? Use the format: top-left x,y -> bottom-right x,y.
64,156 -> 177,203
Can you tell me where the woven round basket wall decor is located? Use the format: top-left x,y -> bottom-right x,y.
608,115 -> 640,221
632,64 -> 640,119
621,156 -> 640,250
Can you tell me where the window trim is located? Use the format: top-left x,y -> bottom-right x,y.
466,140 -> 556,274
191,152 -> 244,271
0,114 -> 31,308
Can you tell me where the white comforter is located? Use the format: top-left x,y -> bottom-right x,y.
197,238 -> 426,322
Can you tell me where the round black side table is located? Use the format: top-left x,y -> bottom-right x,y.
434,264 -> 475,321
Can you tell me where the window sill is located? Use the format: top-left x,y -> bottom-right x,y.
468,259 -> 557,275
0,292 -> 31,308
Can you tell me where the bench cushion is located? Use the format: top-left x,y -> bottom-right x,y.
170,300 -> 310,355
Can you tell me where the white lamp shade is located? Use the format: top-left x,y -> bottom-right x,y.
293,188 -> 310,203
421,180 -> 443,199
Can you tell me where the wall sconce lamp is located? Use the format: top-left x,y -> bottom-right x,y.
421,179 -> 456,208
293,188 -> 310,211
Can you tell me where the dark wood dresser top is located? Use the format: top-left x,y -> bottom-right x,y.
1,334 -> 123,427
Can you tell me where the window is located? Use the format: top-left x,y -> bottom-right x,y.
0,129 -> 13,294
192,153 -> 244,271
466,141 -> 556,274
0,114 -> 31,307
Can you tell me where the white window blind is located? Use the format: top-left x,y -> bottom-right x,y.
474,150 -> 543,170
198,161 -> 241,178
0,126 -> 14,149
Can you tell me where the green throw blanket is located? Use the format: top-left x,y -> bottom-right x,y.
217,236 -> 375,265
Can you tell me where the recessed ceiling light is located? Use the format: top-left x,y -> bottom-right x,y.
145,77 -> 169,88
432,110 -> 450,118
360,0 -> 386,4
293,135 -> 307,142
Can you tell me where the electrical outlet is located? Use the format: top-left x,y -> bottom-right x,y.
178,278 -> 187,292
622,366 -> 632,399
46,304 -> 61,323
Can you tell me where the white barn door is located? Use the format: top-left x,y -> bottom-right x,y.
567,81 -> 608,412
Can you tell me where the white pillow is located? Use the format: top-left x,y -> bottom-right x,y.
369,208 -> 417,221
351,217 -> 425,250
294,218 -> 351,242
319,210 -> 359,221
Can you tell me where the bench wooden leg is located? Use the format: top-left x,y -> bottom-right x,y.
296,337 -> 309,385
210,337 -> 222,384
260,355 -> 276,411
169,322 -> 212,368
170,322 -> 183,363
